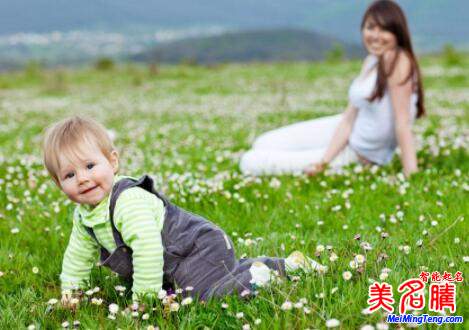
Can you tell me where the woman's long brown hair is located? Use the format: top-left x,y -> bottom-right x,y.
361,0 -> 425,118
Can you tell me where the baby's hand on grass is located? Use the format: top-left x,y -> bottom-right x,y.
61,293 -> 72,308
61,292 -> 80,310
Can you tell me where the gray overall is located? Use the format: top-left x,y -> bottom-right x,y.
84,175 -> 286,300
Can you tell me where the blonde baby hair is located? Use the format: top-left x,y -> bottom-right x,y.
43,116 -> 116,185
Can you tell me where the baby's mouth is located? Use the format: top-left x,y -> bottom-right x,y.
81,186 -> 98,194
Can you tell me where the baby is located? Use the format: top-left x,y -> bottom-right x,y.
42,116 -> 325,305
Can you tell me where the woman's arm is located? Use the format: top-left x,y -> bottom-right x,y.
322,104 -> 359,163
304,104 -> 358,175
386,50 -> 418,177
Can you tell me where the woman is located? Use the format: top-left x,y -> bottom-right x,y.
240,0 -> 424,177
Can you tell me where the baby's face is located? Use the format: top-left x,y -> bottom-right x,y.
57,142 -> 118,206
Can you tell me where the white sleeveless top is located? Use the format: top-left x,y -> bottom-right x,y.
348,55 -> 418,165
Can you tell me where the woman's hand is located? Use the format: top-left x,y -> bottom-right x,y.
303,161 -> 327,176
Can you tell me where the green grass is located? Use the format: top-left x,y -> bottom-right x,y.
0,56 -> 468,329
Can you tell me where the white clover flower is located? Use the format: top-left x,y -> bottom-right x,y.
61,321 -> 69,328
331,287 -> 338,294
47,298 -> 58,305
85,289 -> 94,296
316,244 -> 325,253
376,322 -> 389,330
254,319 -> 261,325
269,178 -> 281,189
349,260 -> 358,269
0,271 -> 4,277
157,289 -> 167,299
91,298 -> 103,305
185,286 -> 194,292
11,228 -> 19,234
27,325 -> 36,330
32,267 -> 39,274
146,326 -> 158,330
355,254 -> 366,264
281,301 -> 293,311
73,321 -> 80,327
131,311 -> 139,318
221,303 -> 229,309
114,285 -> 126,292
109,303 -> 119,314
360,325 -> 375,330
294,302 -> 303,309
181,297 -> 193,306
329,253 -> 338,262
361,308 -> 373,315
242,324 -> 250,330
360,242 -> 373,251
382,267 -> 392,273
454,237 -> 460,244
236,312 -> 244,319
342,271 -> 352,281
93,287 -> 100,293
379,273 -> 389,281
325,319 -> 340,328
170,302 -> 180,312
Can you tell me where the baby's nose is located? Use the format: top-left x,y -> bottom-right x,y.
76,171 -> 90,184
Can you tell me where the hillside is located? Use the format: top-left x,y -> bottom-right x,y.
132,29 -> 365,64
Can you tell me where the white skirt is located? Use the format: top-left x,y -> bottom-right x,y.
240,114 -> 359,175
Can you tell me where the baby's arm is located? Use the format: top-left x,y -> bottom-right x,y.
114,187 -> 165,302
60,209 -> 98,302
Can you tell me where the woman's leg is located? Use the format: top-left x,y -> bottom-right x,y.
252,114 -> 341,151
240,114 -> 342,175
240,148 -> 327,175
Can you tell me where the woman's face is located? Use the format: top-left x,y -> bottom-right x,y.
362,16 -> 397,56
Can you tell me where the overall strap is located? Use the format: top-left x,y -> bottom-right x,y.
108,175 -> 168,247
84,226 -> 101,246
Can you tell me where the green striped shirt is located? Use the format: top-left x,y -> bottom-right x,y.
60,175 -> 165,301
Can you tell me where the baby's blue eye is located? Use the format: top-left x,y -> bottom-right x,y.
87,163 -> 95,170
65,172 -> 74,179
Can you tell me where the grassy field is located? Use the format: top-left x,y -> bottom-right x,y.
0,55 -> 468,329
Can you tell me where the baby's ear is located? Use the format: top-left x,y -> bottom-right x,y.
110,150 -> 119,173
